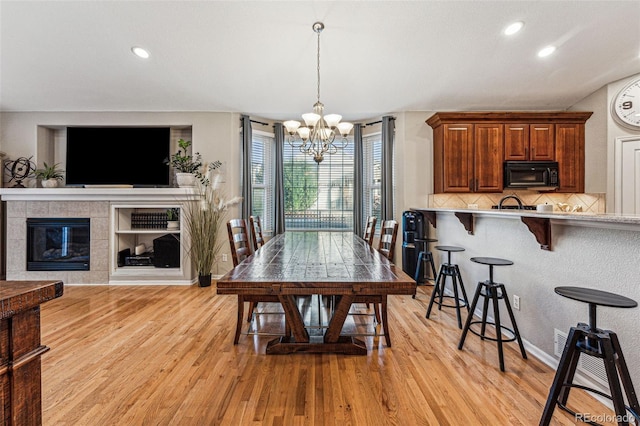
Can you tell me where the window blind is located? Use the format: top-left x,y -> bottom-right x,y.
283,138 -> 354,230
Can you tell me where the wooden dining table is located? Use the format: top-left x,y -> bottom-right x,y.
216,231 -> 416,355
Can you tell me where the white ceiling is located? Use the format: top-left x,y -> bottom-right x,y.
1,1 -> 639,122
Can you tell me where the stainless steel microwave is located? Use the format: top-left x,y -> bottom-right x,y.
504,161 -> 559,188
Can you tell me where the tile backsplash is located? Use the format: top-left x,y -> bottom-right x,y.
428,191 -> 605,214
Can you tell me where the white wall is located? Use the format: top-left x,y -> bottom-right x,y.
431,212 -> 640,393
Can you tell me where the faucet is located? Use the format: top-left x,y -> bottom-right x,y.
498,194 -> 524,209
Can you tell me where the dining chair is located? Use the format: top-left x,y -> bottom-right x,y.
361,216 -> 377,315
350,219 -> 399,346
249,215 -> 265,251
363,216 -> 377,246
378,219 -> 399,262
227,218 -> 285,343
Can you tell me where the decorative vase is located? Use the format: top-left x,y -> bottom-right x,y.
167,220 -> 180,230
198,273 -> 212,287
41,179 -> 59,188
176,172 -> 196,187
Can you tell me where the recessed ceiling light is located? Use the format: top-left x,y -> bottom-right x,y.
504,21 -> 524,36
538,45 -> 556,58
131,46 -> 150,59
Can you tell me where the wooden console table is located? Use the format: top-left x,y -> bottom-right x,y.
0,280 -> 64,425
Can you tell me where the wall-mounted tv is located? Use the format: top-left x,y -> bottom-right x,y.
66,127 -> 171,187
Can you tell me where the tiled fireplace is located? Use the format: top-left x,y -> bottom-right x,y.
5,200 -> 109,284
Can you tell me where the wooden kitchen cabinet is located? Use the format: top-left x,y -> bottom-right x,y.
474,124 -> 504,192
427,112 -> 592,194
431,122 -> 502,193
504,124 -> 555,161
555,123 -> 584,193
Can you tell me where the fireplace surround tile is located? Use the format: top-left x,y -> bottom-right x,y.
5,200 -> 110,284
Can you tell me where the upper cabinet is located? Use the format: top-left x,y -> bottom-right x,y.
504,124 -> 555,161
427,112 -> 592,194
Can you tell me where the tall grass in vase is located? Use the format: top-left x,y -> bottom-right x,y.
182,174 -> 242,287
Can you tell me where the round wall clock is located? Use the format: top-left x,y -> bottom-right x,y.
611,76 -> 640,130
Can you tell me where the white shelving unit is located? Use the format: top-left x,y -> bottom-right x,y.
110,203 -> 194,285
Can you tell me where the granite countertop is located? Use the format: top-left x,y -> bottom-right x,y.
411,207 -> 640,226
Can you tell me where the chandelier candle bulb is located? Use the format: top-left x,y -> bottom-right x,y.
324,114 -> 342,128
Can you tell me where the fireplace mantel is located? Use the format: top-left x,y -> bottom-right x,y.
0,187 -> 196,202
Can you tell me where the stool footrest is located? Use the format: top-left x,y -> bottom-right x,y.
556,383 -> 640,425
431,294 -> 468,309
466,320 -> 518,343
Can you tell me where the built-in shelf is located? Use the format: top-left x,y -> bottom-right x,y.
111,203 -> 192,284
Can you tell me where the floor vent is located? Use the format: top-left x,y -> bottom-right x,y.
554,328 -> 608,387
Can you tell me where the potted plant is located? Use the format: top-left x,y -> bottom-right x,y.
34,162 -> 64,188
165,139 -> 206,187
182,174 -> 241,287
166,208 -> 180,230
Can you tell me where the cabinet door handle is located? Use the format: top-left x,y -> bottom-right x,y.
525,147 -> 528,157
469,179 -> 473,191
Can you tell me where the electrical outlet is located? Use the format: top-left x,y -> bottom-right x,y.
513,295 -> 520,310
221,253 -> 228,262
467,203 -> 478,209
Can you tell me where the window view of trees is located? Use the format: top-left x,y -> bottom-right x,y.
283,141 -> 354,230
284,161 -> 318,212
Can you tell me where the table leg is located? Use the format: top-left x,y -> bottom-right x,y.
266,293 -> 367,355
324,294 -> 355,342
278,294 -> 309,343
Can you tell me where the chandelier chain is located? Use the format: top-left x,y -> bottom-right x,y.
316,29 -> 321,104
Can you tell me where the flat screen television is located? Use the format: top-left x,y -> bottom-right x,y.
66,127 -> 171,187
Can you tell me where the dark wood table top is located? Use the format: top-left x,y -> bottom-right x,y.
0,280 -> 64,319
217,231 -> 416,295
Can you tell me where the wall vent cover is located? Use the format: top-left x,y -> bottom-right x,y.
554,328 -> 608,387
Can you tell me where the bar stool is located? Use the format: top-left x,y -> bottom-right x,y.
540,287 -> 639,426
412,238 -> 438,299
458,257 -> 527,372
426,246 -> 469,329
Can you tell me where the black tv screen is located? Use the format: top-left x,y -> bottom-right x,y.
66,127 -> 171,187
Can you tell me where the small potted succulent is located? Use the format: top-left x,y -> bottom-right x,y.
166,208 -> 180,230
165,139 -> 205,187
34,162 -> 64,188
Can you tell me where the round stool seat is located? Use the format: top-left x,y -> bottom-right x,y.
415,238 -> 438,243
435,245 -> 465,253
555,286 -> 637,309
471,257 -> 513,267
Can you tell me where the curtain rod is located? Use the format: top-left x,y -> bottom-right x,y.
365,116 -> 395,126
251,119 -> 269,126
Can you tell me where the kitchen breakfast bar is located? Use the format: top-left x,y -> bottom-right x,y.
411,207 -> 640,399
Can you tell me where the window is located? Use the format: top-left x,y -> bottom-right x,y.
363,132 -> 382,230
251,131 -> 274,235
283,139 -> 354,230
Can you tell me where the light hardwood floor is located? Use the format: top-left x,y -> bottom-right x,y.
40,284 -> 616,425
